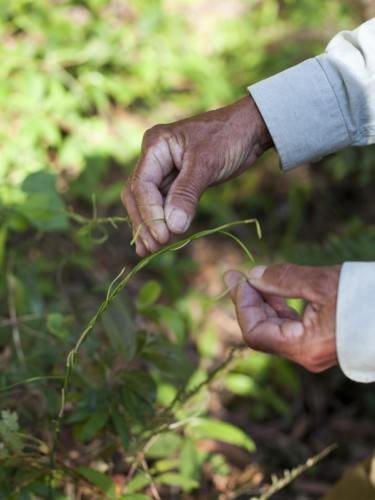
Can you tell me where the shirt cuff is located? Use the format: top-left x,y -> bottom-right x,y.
248,57 -> 351,170
336,262 -> 375,383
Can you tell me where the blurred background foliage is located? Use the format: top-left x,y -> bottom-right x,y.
0,0 -> 374,498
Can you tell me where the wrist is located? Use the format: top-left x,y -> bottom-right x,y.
233,95 -> 273,158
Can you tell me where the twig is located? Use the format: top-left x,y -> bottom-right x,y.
250,444 -> 337,500
0,313 -> 42,328
6,269 -> 25,365
0,376 -> 64,394
141,456 -> 162,500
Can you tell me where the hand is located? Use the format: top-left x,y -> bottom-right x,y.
122,96 -> 272,256
224,263 -> 341,373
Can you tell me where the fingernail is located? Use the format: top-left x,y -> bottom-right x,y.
142,238 -> 151,252
150,224 -> 169,245
166,208 -> 190,233
248,265 -> 267,280
224,271 -> 238,289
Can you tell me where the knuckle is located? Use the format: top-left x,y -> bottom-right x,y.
171,183 -> 199,206
143,124 -> 169,144
272,263 -> 294,287
310,266 -> 340,301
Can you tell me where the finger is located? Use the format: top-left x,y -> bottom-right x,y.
224,270 -> 304,356
224,270 -> 278,336
264,294 -> 300,321
164,157 -> 210,234
129,129 -> 175,245
160,170 -> 178,196
247,264 -> 323,302
224,271 -> 298,320
131,176 -> 170,245
121,184 -> 160,256
247,318 -> 304,356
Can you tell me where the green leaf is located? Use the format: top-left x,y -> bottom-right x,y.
0,410 -> 22,457
111,408 -> 129,449
137,280 -> 161,309
224,373 -> 257,396
180,439 -> 200,488
121,371 -> 156,422
188,418 -> 256,452
19,192 -> 69,231
102,296 -> 137,362
78,409 -> 109,442
47,313 -> 70,339
126,472 -> 151,494
156,472 -> 199,491
22,171 -> 57,194
121,495 -> 150,500
20,171 -> 69,231
143,336 -> 193,384
78,467 -> 116,498
146,432 -> 183,459
154,304 -> 186,343
152,458 -> 180,473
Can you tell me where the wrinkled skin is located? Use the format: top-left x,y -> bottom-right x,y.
122,96 -> 342,373
122,96 -> 272,256
224,264 -> 341,373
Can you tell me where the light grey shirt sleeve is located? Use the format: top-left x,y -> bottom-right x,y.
248,18 -> 375,170
337,263 -> 375,383
248,19 -> 375,383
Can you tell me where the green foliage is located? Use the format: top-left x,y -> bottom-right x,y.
0,0 -> 372,497
0,410 -> 22,459
188,417 -> 256,452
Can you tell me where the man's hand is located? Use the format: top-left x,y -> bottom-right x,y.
122,96 -> 272,256
224,263 -> 341,373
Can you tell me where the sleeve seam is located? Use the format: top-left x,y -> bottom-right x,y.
316,56 -> 353,144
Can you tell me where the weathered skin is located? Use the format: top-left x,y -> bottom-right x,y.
123,97 -> 341,373
225,264 -> 341,373
122,95 -> 272,256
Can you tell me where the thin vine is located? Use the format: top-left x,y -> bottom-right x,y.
48,218 -> 262,486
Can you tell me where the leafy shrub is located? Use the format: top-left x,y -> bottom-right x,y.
0,0 -> 374,498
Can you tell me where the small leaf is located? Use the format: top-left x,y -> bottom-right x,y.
21,171 -> 68,232
137,280 -> 161,309
224,373 -> 257,396
121,370 -> 156,421
121,495 -> 150,500
102,297 -> 137,362
111,408 -> 129,449
78,410 -> 109,442
154,304 -> 186,343
156,472 -> 199,491
180,439 -> 200,488
126,472 -> 151,494
188,418 -> 256,452
47,313 -> 69,339
146,432 -> 183,459
78,467 -> 116,497
19,192 -> 68,231
22,171 -> 57,194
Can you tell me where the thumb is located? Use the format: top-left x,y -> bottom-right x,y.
164,160 -> 209,234
247,263 -> 321,302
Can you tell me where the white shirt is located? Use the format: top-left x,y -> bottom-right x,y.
248,18 -> 375,383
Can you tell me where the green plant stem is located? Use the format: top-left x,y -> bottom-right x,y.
0,376 -> 64,394
49,218 -> 260,488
